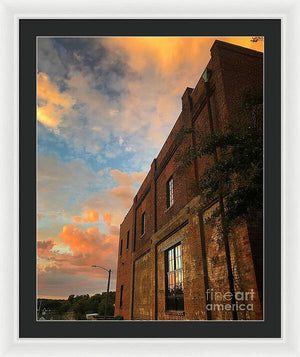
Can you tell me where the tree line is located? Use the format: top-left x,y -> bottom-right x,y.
37,291 -> 116,320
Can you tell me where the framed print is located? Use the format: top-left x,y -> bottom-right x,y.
19,18 -> 281,339
5,0 -> 300,353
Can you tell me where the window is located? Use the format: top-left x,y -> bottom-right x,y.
165,243 -> 184,311
120,239 -> 123,256
141,212 -> 145,236
120,285 -> 124,308
166,177 -> 174,208
126,231 -> 130,249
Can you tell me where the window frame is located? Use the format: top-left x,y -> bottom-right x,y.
120,285 -> 123,308
141,211 -> 145,236
126,230 -> 130,249
166,176 -> 174,208
165,242 -> 184,312
120,239 -> 123,256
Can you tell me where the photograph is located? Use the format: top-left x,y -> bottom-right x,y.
36,36 -> 264,321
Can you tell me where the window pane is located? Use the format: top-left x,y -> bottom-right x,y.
168,249 -> 174,260
169,178 -> 173,206
168,259 -> 174,272
175,270 -> 181,284
176,255 -> 182,269
175,270 -> 183,294
167,177 -> 174,208
168,272 -> 175,287
168,249 -> 174,271
175,244 -> 181,258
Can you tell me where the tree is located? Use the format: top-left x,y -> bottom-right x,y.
68,294 -> 75,304
98,291 -> 115,316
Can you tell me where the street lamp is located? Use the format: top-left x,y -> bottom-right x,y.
91,265 -> 111,320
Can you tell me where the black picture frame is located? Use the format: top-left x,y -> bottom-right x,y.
19,19 -> 281,338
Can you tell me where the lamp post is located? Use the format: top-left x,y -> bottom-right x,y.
92,265 -> 111,320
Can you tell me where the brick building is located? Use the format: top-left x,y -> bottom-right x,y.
114,40 -> 263,320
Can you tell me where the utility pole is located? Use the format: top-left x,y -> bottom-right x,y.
104,269 -> 111,319
92,265 -> 112,319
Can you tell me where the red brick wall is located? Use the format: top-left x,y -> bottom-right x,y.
202,202 -> 262,320
214,41 -> 263,117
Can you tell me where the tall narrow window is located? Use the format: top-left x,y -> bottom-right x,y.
166,177 -> 174,208
141,212 -> 145,236
165,243 -> 184,311
120,239 -> 123,256
126,230 -> 130,249
120,285 -> 123,308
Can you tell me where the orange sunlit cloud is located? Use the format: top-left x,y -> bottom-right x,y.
60,224 -> 107,255
110,169 -> 146,186
103,213 -> 112,227
37,72 -> 75,128
38,224 -> 119,270
73,210 -> 99,224
108,185 -> 135,209
87,210 -> 99,223
38,222 -> 119,296
104,37 -> 263,76
104,37 -> 212,76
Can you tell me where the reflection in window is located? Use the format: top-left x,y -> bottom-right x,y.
165,243 -> 184,311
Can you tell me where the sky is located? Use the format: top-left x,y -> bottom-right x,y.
37,36 -> 263,299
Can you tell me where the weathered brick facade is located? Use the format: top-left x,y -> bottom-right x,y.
114,40 -> 263,320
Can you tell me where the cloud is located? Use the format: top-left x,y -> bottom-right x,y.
38,222 -> 119,296
37,239 -> 56,259
110,225 -> 119,236
103,37 -> 211,75
110,169 -> 146,186
38,37 -> 263,154
59,224 -> 112,255
87,210 -> 99,223
102,213 -> 112,227
37,72 -> 75,128
38,153 -> 102,214
38,239 -> 55,251
73,210 -> 100,224
108,185 -> 135,209
77,170 -> 145,230
107,169 -> 146,208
